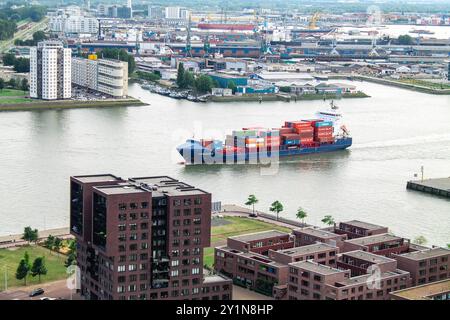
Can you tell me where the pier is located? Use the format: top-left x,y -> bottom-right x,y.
406,178 -> 450,199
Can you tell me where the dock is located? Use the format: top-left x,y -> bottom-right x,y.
406,178 -> 450,199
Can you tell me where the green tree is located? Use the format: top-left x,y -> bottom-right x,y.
413,236 -> 427,246
15,251 -> 31,285
31,257 -> 47,282
176,63 -> 185,88
2,53 -> 16,66
8,78 -> 17,89
227,80 -> 237,94
15,259 -> 30,285
53,237 -> 62,254
269,201 -> 284,221
245,194 -> 258,216
0,78 -> 4,92
194,74 -> 213,94
65,252 -> 76,268
13,57 -> 30,73
397,34 -> 414,45
22,226 -> 38,244
20,78 -> 29,93
182,71 -> 195,89
43,235 -> 55,253
296,207 -> 307,225
321,215 -> 335,226
32,30 -> 47,42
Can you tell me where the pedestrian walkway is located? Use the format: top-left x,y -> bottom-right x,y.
0,227 -> 72,249
221,204 -> 309,230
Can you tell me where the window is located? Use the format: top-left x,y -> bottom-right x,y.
184,209 -> 191,216
129,264 -> 137,271
130,203 -> 138,210
171,270 -> 179,277
194,198 -> 202,205
141,202 -> 149,209
140,212 -> 149,219
130,213 -> 138,220
174,209 -> 181,217
118,224 -> 126,231
118,265 -> 126,272
172,260 -> 179,267
184,199 -> 192,206
118,213 -> 127,221
194,208 -> 202,215
119,203 -> 127,211
130,223 -> 137,231
174,200 -> 181,206
192,268 -> 200,275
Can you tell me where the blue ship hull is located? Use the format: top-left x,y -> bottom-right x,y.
177,137 -> 352,165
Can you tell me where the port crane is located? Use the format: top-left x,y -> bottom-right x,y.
309,12 -> 321,30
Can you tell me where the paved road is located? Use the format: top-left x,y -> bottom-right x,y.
0,279 -> 82,300
0,227 -> 72,249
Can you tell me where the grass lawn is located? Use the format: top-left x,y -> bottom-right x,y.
0,245 -> 68,291
0,89 -> 26,97
203,216 -> 292,268
0,97 -> 33,104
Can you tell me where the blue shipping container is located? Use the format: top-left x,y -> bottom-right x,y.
315,121 -> 333,127
285,139 -> 300,145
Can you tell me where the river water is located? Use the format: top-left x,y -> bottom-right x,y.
0,80 -> 449,246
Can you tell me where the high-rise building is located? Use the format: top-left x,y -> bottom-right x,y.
148,6 -> 165,20
127,0 -> 133,18
72,55 -> 128,97
70,174 -> 232,300
30,41 -> 71,100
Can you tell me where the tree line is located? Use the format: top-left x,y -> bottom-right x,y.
0,5 -> 46,41
2,52 -> 30,73
176,63 -> 217,94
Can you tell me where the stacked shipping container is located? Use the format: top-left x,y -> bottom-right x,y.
209,118 -> 335,155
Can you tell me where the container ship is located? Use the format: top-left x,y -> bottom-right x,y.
177,102 -> 352,165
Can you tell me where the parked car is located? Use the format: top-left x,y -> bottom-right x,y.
40,297 -> 56,300
29,288 -> 44,297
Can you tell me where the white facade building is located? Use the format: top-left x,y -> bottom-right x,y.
71,56 -> 128,97
49,14 -> 99,34
30,41 -> 71,100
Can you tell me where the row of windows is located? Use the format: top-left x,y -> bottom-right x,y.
173,218 -> 202,226
118,242 -> 149,252
172,238 -> 202,246
118,212 -> 149,221
174,208 -> 203,216
173,228 -> 202,237
118,233 -> 149,242
118,222 -> 148,231
119,202 -> 149,211
173,198 -> 202,206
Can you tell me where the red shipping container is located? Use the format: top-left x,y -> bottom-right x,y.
295,127 -> 314,134
274,127 -> 294,134
281,133 -> 301,140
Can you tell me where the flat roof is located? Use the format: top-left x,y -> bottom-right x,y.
202,274 -> 231,284
341,250 -> 395,264
390,279 -> 450,300
130,176 -> 209,196
230,230 -> 290,243
396,247 -> 449,261
72,174 -> 122,184
94,184 -> 148,195
337,270 -> 408,286
294,227 -> 340,239
340,220 -> 386,231
344,233 -> 402,246
289,260 -> 344,275
278,243 -> 337,256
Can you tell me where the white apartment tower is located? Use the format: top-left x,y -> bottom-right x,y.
30,41 -> 71,100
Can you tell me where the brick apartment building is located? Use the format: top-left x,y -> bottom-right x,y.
213,218 -> 449,300
392,247 -> 449,286
293,227 -> 347,249
287,258 -> 411,300
214,230 -> 339,298
70,174 -> 232,300
390,279 -> 450,300
333,220 -> 389,239
342,233 -> 411,257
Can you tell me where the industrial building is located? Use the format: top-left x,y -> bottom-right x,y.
30,41 -> 72,100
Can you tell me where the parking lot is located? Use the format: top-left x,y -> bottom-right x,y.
71,86 -> 113,102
